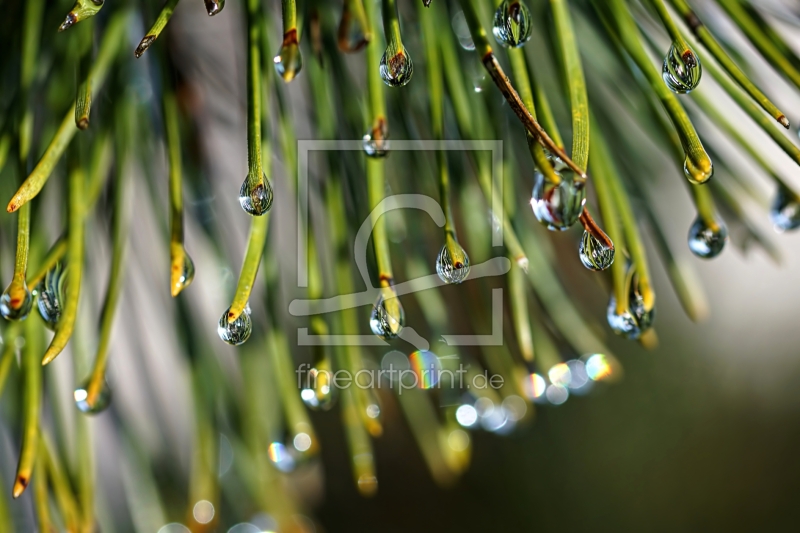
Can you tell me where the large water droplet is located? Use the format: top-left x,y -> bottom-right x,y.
684,156 -> 713,184
579,231 -> 615,271
770,185 -> 800,232
204,0 -> 224,16
218,305 -> 253,346
662,43 -> 702,94
363,119 -> 389,157
37,263 -> 67,330
300,357 -> 336,411
530,158 -> 586,231
170,249 -> 195,297
492,0 -> 533,48
274,39 -> 303,82
606,297 -> 641,339
239,172 -> 274,216
451,11 -> 475,51
73,379 -> 112,415
435,239 -> 471,284
607,266 -> 655,339
379,43 -> 413,87
369,290 -> 404,340
0,282 -> 34,322
687,216 -> 728,259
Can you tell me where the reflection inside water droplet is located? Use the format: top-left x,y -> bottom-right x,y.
363,118 -> 389,157
492,0 -> 533,48
204,0 -> 224,16
74,378 -> 112,415
274,35 -> 303,82
451,11 -> 475,50
662,42 -> 702,94
0,282 -> 34,322
369,289 -> 404,340
579,230 -> 614,271
770,185 -> 800,232
36,263 -> 66,329
171,248 -> 195,297
435,239 -> 471,284
687,216 -> 728,259
379,43 -> 413,87
239,172 -> 274,216
218,305 -> 253,346
530,156 -> 586,231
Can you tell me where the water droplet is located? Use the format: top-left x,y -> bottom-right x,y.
379,43 -> 413,87
545,384 -> 569,405
770,185 -> 800,232
238,172 -> 274,216
362,119 -> 389,157
73,379 -> 112,415
687,216 -> 728,258
628,272 -> 655,332
455,403 -> 478,427
337,3 -> 369,52
218,305 -> 253,346
267,442 -> 296,472
607,297 -> 641,339
530,157 -> 586,231
37,263 -> 66,330
684,156 -> 713,184
662,42 -> 702,93
451,11 -> 475,50
409,350 -> 442,388
435,239 -> 471,284
584,354 -> 613,381
204,0 -> 224,16
522,373 -> 547,402
607,265 -> 655,339
579,231 -> 615,271
274,40 -> 303,82
171,249 -> 195,297
492,0 -> 533,48
0,282 -> 34,321
369,289 -> 404,340
300,357 -> 336,411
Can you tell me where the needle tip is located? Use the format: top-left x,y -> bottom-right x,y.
12,477 -> 28,498
779,115 -> 790,129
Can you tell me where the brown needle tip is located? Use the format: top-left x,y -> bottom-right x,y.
779,115 -> 790,129
12,477 -> 29,498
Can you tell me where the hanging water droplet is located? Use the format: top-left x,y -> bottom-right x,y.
274,35 -> 303,82
606,297 -> 641,339
684,156 -> 713,184
218,305 -> 253,346
300,356 -> 336,411
37,263 -> 67,330
435,239 -> 471,284
379,43 -> 413,87
0,282 -> 34,322
530,157 -> 586,231
369,290 -> 404,340
204,0 -> 225,16
239,172 -> 274,216
337,2 -> 369,52
362,119 -> 389,157
171,249 -> 195,297
73,379 -> 112,415
687,216 -> 728,259
492,0 -> 533,49
579,231 -> 615,271
628,271 -> 655,332
770,185 -> 800,232
662,43 -> 702,94
451,11 -> 475,51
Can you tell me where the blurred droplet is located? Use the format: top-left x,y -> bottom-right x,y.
448,429 -> 470,452
274,40 -> 303,82
451,11 -> 475,50
357,474 -> 378,495
501,395 -> 527,421
548,363 -> 571,388
74,379 -> 112,415
268,442 -> 296,472
492,0 -> 532,48
218,305 -> 253,346
293,432 -> 312,453
363,119 -> 389,157
204,0 -> 225,16
409,350 -> 442,388
435,240 -> 471,284
662,43 -> 702,94
545,384 -> 569,405
239,173 -> 274,216
227,524 -> 261,533
584,354 -> 613,381
300,363 -> 335,411
379,43 -> 413,87
157,524 -> 191,533
565,360 -> 590,391
369,290 -> 404,340
688,216 -> 728,259
171,249 -> 195,296
37,262 -> 66,329
0,282 -> 33,322
219,433 -> 234,477
579,231 -> 614,271
455,404 -> 478,427
522,373 -> 547,402
530,158 -> 586,231
770,185 -> 800,232
193,500 -> 215,525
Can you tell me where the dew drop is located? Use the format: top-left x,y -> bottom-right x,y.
379,43 -> 413,87
662,43 -> 702,94
204,0 -> 225,16
274,40 -> 303,82
684,155 -> 713,184
687,216 -> 728,259
579,231 -> 615,271
218,305 -> 253,346
73,379 -> 112,415
435,239 -> 471,284
37,263 -> 67,330
451,11 -> 475,51
238,172 -> 274,216
337,3 -> 369,52
362,119 -> 389,157
170,249 -> 195,297
369,290 -> 404,340
607,264 -> 655,339
770,185 -> 800,232
606,297 -> 641,339
300,357 -> 336,411
530,157 -> 586,231
0,282 -> 34,322
628,272 -> 655,332
492,0 -> 533,48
